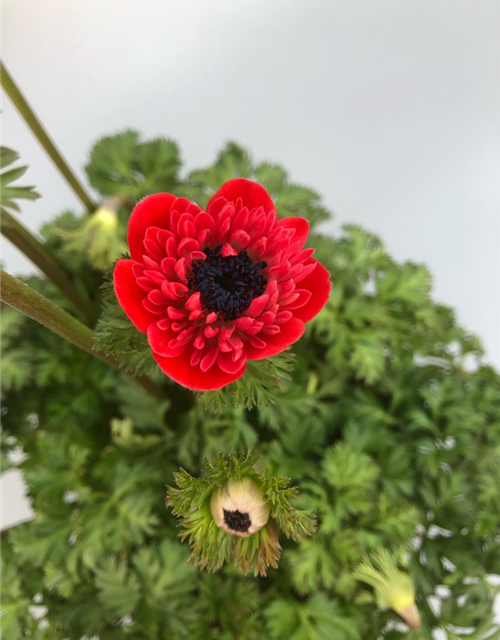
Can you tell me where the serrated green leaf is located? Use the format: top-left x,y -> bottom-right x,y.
85,130 -> 181,198
95,557 -> 141,618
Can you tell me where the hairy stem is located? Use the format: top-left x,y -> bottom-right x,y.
1,210 -> 97,325
1,270 -> 163,399
0,60 -> 95,211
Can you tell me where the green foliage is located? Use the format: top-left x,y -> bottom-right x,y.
94,276 -> 158,375
181,142 -> 331,229
199,352 -> 295,412
56,204 -> 128,270
85,130 -> 182,200
265,593 -> 362,640
1,305 -> 34,392
190,574 -> 264,640
0,146 -> 40,215
178,403 -> 258,467
2,131 -> 500,639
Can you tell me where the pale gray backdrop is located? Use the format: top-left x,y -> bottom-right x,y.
1,0 -> 499,550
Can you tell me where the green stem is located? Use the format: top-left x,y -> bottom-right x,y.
0,270 -> 163,400
0,61 -> 95,212
1,210 -> 97,325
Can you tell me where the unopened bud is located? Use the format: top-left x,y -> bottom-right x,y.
210,478 -> 270,537
56,196 -> 129,270
92,207 -> 118,229
355,549 -> 420,630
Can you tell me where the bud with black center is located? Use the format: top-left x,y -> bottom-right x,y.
210,477 -> 270,537
167,452 -> 316,576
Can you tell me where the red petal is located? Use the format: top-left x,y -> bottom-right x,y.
127,193 -> 177,261
245,317 -> 306,360
246,293 -> 269,317
283,289 -> 312,310
194,211 -> 215,234
174,257 -> 187,282
200,348 -> 219,372
292,261 -> 331,323
147,323 -> 187,357
114,259 -> 155,332
230,229 -> 251,251
185,291 -> 202,311
218,350 -> 247,374
207,179 -> 276,216
233,316 -> 254,331
247,237 -> 267,261
178,238 -> 199,256
221,243 -> 238,257
152,350 -> 246,390
278,217 -> 310,249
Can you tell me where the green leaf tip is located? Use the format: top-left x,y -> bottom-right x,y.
0,146 -> 41,215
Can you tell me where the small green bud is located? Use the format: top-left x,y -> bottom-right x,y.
210,477 -> 270,537
92,206 -> 118,229
355,548 -> 421,629
57,196 -> 130,270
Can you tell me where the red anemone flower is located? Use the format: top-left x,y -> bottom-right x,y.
114,179 -> 331,390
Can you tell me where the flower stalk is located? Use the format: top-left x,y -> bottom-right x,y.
1,209 -> 97,325
0,269 -> 163,399
0,60 -> 95,211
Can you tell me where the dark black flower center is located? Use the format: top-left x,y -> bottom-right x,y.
190,245 -> 267,321
223,508 -> 252,533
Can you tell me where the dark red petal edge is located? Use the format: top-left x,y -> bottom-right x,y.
114,259 -> 154,332
245,317 -> 306,360
127,193 -> 177,261
292,261 -> 331,323
278,216 -> 310,249
206,178 -> 276,215
152,350 -> 246,391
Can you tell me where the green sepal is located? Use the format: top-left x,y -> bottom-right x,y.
198,352 -> 295,412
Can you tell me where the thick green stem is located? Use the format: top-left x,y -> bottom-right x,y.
0,61 -> 95,211
1,210 -> 97,325
1,270 -> 163,400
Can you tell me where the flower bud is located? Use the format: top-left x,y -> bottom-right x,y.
57,196 -> 129,270
355,549 -> 421,630
92,206 -> 118,229
168,453 -> 315,575
210,477 -> 270,537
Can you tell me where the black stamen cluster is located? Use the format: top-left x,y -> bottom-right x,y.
223,509 -> 252,533
190,245 -> 267,320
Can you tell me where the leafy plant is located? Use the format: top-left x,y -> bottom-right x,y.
2,132 -> 499,640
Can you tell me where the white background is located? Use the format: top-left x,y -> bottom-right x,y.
2,0 -> 500,610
